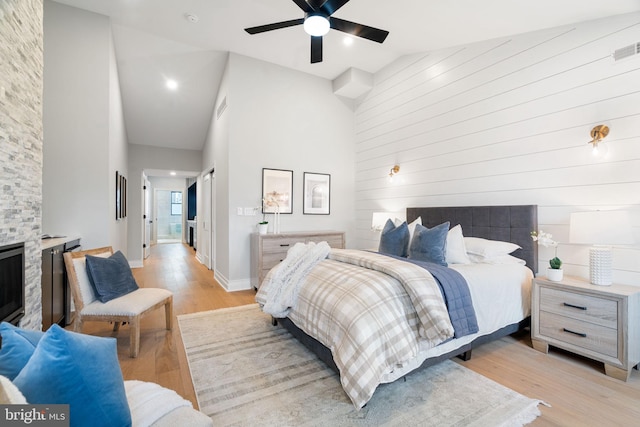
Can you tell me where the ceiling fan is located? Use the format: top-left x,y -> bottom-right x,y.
244,0 -> 389,64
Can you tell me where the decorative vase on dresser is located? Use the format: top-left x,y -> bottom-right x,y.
250,231 -> 345,289
531,275 -> 640,381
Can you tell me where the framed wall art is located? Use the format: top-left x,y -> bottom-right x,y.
262,168 -> 293,214
116,171 -> 127,220
303,172 -> 330,215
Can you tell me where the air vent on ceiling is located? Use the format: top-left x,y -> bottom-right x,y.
613,42 -> 640,61
217,96 -> 227,119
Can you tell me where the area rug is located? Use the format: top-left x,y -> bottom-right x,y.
178,304 -> 542,426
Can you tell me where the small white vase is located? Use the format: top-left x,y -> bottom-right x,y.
547,268 -> 563,282
258,223 -> 268,235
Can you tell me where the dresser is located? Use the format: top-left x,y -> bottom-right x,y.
531,275 -> 640,381
250,231 -> 345,289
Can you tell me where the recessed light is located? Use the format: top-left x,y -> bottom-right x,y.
170,171 -> 177,176
343,36 -> 354,46
166,79 -> 178,90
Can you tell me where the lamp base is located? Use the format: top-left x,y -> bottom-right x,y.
589,246 -> 612,286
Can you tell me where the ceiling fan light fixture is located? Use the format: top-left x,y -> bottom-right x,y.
304,14 -> 330,37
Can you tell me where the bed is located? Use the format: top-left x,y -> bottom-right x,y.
256,205 -> 538,409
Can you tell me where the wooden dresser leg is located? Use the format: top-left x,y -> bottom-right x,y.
604,364 -> 631,381
531,338 -> 549,354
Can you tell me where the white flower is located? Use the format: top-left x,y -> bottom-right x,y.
531,230 -> 558,248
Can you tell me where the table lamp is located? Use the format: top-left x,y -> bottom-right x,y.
569,210 -> 633,286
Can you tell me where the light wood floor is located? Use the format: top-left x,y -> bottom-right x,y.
79,243 -> 640,425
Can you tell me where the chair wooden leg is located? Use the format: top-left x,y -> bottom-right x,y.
165,297 -> 173,331
74,317 -> 83,333
129,317 -> 140,358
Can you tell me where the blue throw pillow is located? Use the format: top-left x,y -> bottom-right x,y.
0,322 -> 44,380
378,219 -> 410,257
85,250 -> 139,303
409,222 -> 450,266
13,324 -> 131,427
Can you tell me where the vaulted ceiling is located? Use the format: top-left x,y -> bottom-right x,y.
51,0 -> 640,151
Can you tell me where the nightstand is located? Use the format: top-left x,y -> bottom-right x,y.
531,275 -> 640,381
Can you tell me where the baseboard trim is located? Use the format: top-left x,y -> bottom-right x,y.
129,260 -> 143,268
214,270 -> 252,292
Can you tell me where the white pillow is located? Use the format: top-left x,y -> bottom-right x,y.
467,254 -> 526,265
446,224 -> 471,264
464,237 -> 521,258
394,216 -> 422,243
0,374 -> 27,404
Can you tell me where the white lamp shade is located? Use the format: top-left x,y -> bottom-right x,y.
569,210 -> 634,245
371,212 -> 404,231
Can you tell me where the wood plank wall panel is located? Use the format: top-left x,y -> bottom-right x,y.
354,13 -> 640,285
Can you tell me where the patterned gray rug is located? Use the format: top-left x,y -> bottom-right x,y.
178,304 -> 542,426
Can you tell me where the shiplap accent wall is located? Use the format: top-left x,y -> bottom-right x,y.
354,13 -> 640,285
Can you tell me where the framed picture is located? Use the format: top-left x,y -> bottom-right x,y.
303,172 -> 330,215
115,171 -> 121,220
262,168 -> 293,214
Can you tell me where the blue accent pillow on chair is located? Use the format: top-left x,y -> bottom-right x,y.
409,222 -> 450,266
13,324 -> 132,427
85,250 -> 139,303
0,322 -> 43,380
378,219 -> 410,257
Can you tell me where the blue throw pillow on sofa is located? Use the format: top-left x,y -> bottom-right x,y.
378,219 -> 410,257
85,250 -> 139,303
13,324 -> 131,427
0,322 -> 43,380
409,222 -> 450,266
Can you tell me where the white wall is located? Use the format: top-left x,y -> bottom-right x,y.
127,144 -> 201,265
202,53 -> 356,290
43,0 -> 127,252
354,12 -> 640,285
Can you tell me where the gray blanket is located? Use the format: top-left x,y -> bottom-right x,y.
383,254 -> 479,338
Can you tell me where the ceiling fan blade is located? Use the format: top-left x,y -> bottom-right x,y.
245,18 -> 304,35
291,0 -> 314,13
311,36 -> 323,63
317,0 -> 351,16
330,17 -> 389,43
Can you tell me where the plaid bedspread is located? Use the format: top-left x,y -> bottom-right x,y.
286,249 -> 454,409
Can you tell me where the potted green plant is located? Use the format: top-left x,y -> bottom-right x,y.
531,230 -> 563,281
256,204 -> 269,234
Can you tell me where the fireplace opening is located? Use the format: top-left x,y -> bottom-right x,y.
0,242 -> 25,325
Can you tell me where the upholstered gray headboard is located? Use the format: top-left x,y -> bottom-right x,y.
406,205 -> 538,273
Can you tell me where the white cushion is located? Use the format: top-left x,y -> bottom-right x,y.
0,374 -> 27,404
446,224 -> 471,264
464,237 -> 521,259
81,288 -> 172,317
73,250 -> 112,305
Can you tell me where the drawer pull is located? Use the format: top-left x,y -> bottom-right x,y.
563,302 -> 587,311
279,244 -> 290,247
563,328 -> 587,338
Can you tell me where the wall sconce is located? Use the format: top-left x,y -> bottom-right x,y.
388,165 -> 400,182
588,125 -> 609,156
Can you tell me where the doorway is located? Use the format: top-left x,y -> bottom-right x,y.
155,189 -> 183,244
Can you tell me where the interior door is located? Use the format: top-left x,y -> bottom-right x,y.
200,174 -> 211,268
143,178 -> 151,259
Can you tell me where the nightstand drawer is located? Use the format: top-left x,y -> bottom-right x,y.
539,286 -> 617,329
539,311 -> 618,358
306,235 -> 344,247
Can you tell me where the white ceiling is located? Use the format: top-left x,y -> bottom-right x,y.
51,0 -> 640,151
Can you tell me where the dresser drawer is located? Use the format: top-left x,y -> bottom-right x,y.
539,311 -> 618,358
262,251 -> 288,269
262,238 -> 299,253
539,286 -> 618,329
